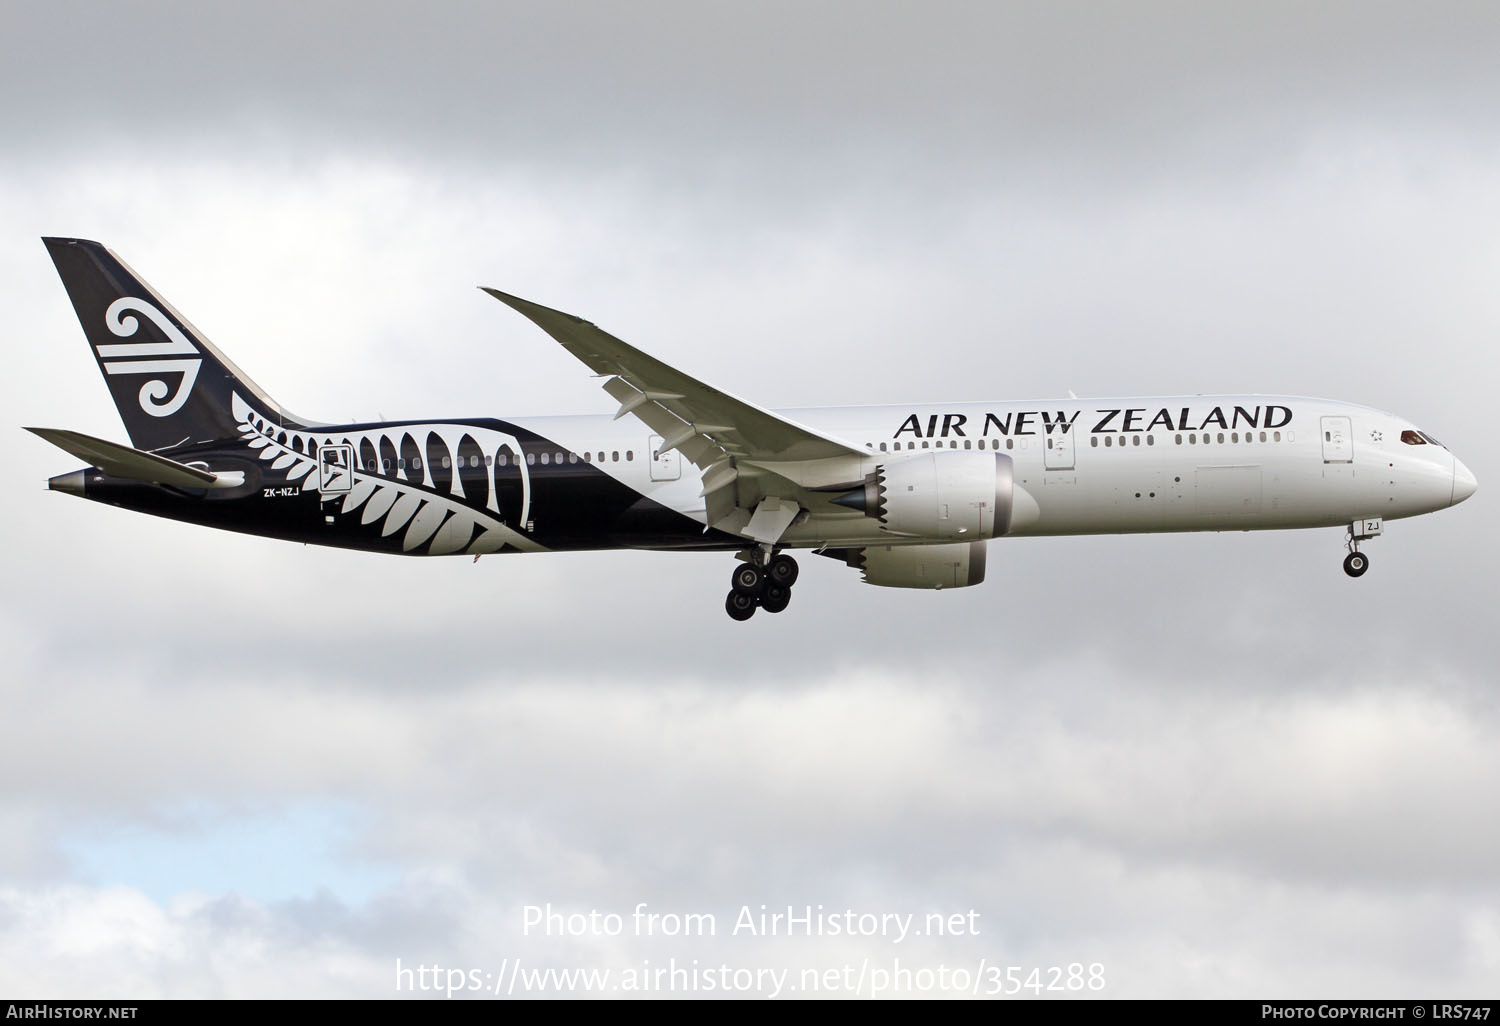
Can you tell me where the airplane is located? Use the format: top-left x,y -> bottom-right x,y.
29,238 -> 1477,620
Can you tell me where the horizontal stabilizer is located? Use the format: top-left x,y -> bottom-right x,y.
25,427 -> 225,488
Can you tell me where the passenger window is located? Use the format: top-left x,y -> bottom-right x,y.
612,451 -> 619,461
540,453 -> 549,465
964,439 -> 972,449
626,451 -> 634,461
1259,432 -> 1266,442
1217,432 -> 1225,444
1189,434 -> 1197,445
584,452 -> 592,462
1273,431 -> 1281,442
412,457 -> 422,470
1174,434 -> 1181,444
879,443 -> 888,452
1147,435 -> 1154,446
1005,439 -> 1013,450
527,453 -> 536,465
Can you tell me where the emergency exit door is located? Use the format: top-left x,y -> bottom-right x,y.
649,435 -> 681,481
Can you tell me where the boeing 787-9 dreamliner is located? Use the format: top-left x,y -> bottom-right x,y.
29,238 -> 1477,619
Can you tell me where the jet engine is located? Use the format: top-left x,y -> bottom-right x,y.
833,450 -> 1014,540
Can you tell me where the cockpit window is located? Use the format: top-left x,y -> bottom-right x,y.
1402,429 -> 1448,448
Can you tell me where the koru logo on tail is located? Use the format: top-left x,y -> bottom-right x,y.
95,297 -> 202,417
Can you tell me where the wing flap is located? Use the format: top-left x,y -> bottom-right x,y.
600,376 -> 723,466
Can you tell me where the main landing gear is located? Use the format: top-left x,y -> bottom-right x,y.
724,550 -> 800,621
1343,518 -> 1382,578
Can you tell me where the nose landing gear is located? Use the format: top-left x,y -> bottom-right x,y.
723,550 -> 800,619
1343,518 -> 1382,578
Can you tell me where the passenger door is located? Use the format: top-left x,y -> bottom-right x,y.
1044,429 -> 1075,471
1321,416 -> 1352,463
318,443 -> 355,494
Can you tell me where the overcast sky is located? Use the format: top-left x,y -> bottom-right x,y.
1,1 -> 1496,999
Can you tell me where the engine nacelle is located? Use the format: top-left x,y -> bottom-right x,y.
839,451 -> 1014,540
849,541 -> 988,589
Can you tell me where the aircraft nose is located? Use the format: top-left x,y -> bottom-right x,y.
1452,456 -> 1478,506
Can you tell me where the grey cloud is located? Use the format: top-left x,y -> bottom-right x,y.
9,3 -> 1500,191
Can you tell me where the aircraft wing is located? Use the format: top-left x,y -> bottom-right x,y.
483,289 -> 871,540
482,289 -> 865,464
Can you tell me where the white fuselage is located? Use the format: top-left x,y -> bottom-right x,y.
505,395 -> 1470,548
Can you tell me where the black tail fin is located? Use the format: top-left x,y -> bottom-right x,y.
43,237 -> 317,451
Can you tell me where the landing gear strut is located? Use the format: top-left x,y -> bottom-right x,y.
723,550 -> 800,620
1343,518 -> 1381,578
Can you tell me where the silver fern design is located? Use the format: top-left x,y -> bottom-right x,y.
232,393 -> 544,555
